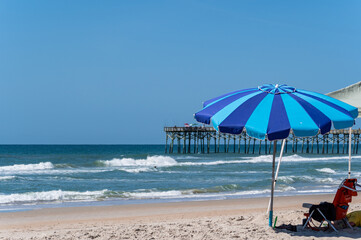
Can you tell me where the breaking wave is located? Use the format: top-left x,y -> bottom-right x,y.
98,185 -> 296,200
99,155 -> 177,167
278,175 -> 337,184
96,154 -> 360,172
316,168 -> 336,174
2,154 -> 352,175
0,190 -> 107,205
0,183 -> 301,205
0,176 -> 16,181
239,154 -> 361,164
0,162 -> 54,172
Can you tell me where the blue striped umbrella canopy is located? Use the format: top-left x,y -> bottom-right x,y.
195,84 -> 358,140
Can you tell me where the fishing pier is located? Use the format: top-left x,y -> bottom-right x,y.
164,127 -> 361,155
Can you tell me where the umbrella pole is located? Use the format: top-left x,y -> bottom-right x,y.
267,139 -> 286,213
348,127 -> 352,179
269,140 -> 277,227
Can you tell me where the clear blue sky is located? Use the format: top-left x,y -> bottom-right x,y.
1,1 -> 361,144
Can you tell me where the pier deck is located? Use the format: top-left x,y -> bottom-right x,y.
164,127 -> 361,154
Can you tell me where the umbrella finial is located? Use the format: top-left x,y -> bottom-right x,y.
275,84 -> 279,88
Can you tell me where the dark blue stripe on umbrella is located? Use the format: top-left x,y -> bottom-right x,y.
195,89 -> 259,124
203,88 -> 256,107
218,92 -> 268,134
289,94 -> 332,134
267,95 -> 291,141
297,91 -> 352,118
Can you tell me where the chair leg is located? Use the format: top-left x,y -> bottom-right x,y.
318,220 -> 324,228
303,210 -> 314,230
344,218 -> 353,229
316,208 -> 338,232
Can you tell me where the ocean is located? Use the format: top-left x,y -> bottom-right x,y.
0,145 -> 359,211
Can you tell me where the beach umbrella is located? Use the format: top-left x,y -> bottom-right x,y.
194,84 -> 358,227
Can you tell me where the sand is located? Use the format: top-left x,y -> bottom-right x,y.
1,194 -> 361,239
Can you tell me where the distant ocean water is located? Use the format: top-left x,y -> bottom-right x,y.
0,145 -> 360,211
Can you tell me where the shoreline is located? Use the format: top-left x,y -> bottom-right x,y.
0,190 -> 336,213
2,194 -> 361,239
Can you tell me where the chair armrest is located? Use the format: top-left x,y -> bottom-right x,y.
341,184 -> 361,192
302,203 -> 313,208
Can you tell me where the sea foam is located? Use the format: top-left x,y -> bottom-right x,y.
316,168 -> 336,174
0,176 -> 15,181
122,187 -> 298,200
240,154 -> 359,163
0,189 -> 107,205
278,175 -> 337,184
100,155 -> 177,167
98,154 -> 357,171
0,162 -> 54,172
121,189 -> 272,200
178,154 -> 359,166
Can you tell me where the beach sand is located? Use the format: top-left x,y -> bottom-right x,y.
1,194 -> 361,239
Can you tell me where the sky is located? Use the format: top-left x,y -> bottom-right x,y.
1,1 -> 361,144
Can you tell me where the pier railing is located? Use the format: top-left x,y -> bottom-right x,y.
164,127 -> 361,155
164,127 -> 216,132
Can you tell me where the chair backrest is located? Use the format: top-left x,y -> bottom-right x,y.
333,178 -> 358,220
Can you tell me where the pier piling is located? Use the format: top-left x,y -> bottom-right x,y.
164,127 -> 361,155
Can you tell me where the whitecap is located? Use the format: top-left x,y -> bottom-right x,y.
277,176 -> 295,184
119,167 -> 155,173
123,190 -> 183,199
122,189 -> 270,200
0,189 -> 107,205
100,156 -> 177,167
278,175 -> 337,184
240,154 -> 359,164
297,189 -> 335,194
316,168 -> 336,174
0,176 -> 15,181
97,154 -> 356,171
0,162 -> 54,172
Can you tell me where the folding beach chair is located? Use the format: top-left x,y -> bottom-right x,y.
302,178 -> 360,232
